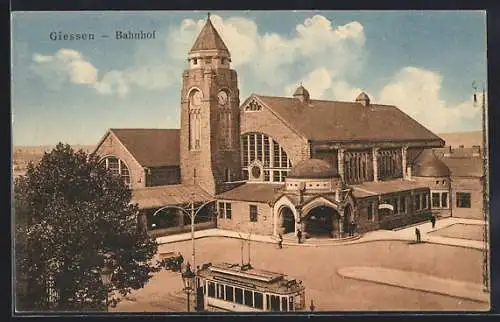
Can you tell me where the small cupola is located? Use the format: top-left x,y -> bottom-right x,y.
293,84 -> 310,103
355,92 -> 370,107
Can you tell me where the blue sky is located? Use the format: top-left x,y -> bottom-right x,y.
11,11 -> 487,146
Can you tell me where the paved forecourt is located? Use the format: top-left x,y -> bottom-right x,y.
337,266 -> 488,304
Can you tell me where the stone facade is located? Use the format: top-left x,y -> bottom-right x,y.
216,199 -> 274,236
412,176 -> 452,217
146,166 -> 181,186
179,62 -> 241,195
451,177 -> 483,219
240,97 -> 310,167
94,132 -> 146,189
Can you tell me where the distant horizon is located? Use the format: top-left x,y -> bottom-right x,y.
11,130 -> 483,149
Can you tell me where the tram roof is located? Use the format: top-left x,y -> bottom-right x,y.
197,263 -> 305,294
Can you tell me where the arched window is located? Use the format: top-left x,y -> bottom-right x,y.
189,89 -> 202,150
219,110 -> 232,149
224,168 -> 232,182
240,133 -> 292,183
101,156 -> 131,187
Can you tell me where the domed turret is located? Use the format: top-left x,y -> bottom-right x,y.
355,92 -> 370,107
288,158 -> 339,179
413,149 -> 450,177
293,84 -> 310,103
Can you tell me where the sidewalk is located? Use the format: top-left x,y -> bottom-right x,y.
337,266 -> 489,304
156,217 -> 486,250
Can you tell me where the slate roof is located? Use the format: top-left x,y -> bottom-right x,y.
110,129 -> 180,167
253,95 -> 444,144
189,16 -> 230,54
216,183 -> 284,203
131,184 -> 212,209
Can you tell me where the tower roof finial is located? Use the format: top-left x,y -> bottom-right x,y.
189,12 -> 230,54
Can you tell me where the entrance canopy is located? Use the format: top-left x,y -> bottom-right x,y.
351,180 -> 429,198
131,184 -> 212,209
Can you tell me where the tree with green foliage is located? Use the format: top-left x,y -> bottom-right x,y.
14,143 -> 161,311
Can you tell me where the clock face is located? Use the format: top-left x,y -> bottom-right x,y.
192,91 -> 202,106
218,91 -> 228,106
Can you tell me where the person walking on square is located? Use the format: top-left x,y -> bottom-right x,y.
277,233 -> 283,249
430,215 -> 436,229
297,229 -> 302,244
415,228 -> 421,243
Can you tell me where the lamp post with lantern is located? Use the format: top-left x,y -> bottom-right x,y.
472,80 -> 489,293
181,262 -> 196,312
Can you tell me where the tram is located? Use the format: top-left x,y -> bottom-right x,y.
195,262 -> 306,312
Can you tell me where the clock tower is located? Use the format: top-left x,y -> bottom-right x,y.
180,14 -> 241,195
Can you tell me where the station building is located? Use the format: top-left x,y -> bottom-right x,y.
93,16 -> 485,239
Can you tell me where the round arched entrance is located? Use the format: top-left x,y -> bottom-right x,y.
279,206 -> 295,234
302,206 -> 341,238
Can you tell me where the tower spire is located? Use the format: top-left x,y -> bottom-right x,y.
189,13 -> 230,55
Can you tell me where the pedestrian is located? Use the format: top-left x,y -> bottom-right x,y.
297,229 -> 302,244
278,234 -> 283,249
430,215 -> 436,229
310,300 -> 315,311
415,228 -> 421,243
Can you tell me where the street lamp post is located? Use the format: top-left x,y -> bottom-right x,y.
152,196 -> 215,310
181,262 -> 196,312
473,80 -> 489,293
100,263 -> 114,312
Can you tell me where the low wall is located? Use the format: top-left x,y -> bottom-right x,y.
148,221 -> 216,238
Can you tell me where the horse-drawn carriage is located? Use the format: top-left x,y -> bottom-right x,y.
158,251 -> 184,272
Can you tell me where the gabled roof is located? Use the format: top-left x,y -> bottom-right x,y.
190,16 -> 230,54
110,129 -> 180,168
252,95 -> 444,144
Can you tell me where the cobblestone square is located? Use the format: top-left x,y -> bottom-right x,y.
429,223 -> 485,241
113,235 -> 488,312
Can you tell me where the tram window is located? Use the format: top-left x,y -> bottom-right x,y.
289,296 -> 294,311
225,285 -> 234,302
266,295 -> 270,310
235,288 -> 243,304
244,290 -> 254,307
282,297 -> 288,311
217,284 -> 225,300
254,292 -> 263,309
270,295 -> 280,311
208,282 -> 216,298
